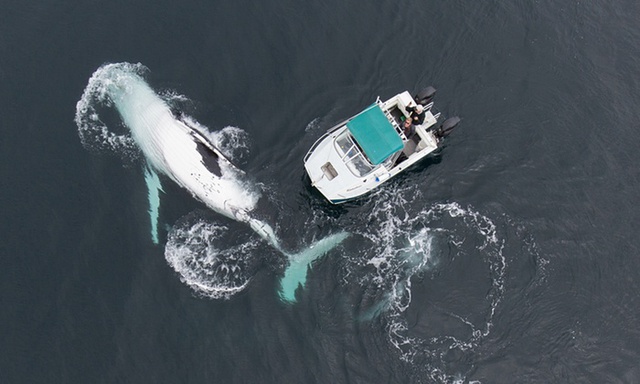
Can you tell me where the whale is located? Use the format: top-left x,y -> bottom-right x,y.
97,65 -> 278,246
75,63 -> 347,302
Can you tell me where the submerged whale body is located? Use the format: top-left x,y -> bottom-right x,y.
75,62 -> 347,301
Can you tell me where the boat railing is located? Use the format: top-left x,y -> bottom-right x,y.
303,119 -> 348,163
423,101 -> 434,111
376,98 -> 404,138
304,134 -> 328,163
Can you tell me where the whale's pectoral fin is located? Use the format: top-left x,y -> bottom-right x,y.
144,166 -> 164,244
278,232 -> 350,303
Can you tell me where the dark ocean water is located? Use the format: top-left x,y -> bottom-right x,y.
2,0 -> 640,383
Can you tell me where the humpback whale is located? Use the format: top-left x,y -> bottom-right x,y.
99,66 -> 278,245
75,63 -> 347,302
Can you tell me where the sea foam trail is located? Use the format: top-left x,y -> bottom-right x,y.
350,197 -> 516,381
75,62 -> 347,301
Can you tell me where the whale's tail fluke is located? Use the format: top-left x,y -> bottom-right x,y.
278,231 -> 350,303
246,215 -> 350,303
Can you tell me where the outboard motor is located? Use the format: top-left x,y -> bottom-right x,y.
434,116 -> 460,139
414,86 -> 437,106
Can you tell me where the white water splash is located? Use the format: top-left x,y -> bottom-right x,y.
337,188 -> 514,381
74,62 -> 144,161
387,202 -> 505,349
164,215 -> 262,299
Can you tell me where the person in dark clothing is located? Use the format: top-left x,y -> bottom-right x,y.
402,117 -> 416,139
405,104 -> 426,125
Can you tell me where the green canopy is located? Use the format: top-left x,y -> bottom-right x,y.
347,104 -> 403,165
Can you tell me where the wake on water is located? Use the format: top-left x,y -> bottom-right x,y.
333,184 -> 544,383
75,62 -> 347,301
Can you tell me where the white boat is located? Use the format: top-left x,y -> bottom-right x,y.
304,87 -> 459,204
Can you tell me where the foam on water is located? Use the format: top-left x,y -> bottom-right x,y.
385,202 -> 505,342
74,62 -> 144,162
164,214 -> 261,299
334,183 -> 522,381
207,125 -> 251,163
399,202 -> 509,383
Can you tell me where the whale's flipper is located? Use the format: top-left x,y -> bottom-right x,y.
278,232 -> 350,303
144,166 -> 164,244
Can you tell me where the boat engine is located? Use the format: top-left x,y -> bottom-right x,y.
434,116 -> 460,139
414,86 -> 437,106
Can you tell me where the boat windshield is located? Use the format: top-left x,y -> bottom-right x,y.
335,131 -> 375,176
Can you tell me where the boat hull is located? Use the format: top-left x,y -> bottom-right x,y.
304,91 -> 441,204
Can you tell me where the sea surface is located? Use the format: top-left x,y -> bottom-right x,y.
2,0 -> 640,383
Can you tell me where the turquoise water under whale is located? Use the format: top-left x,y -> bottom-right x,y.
2,0 -> 640,382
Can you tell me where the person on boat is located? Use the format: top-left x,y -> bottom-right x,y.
406,104 -> 425,125
402,117 -> 416,138
395,118 -> 416,166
